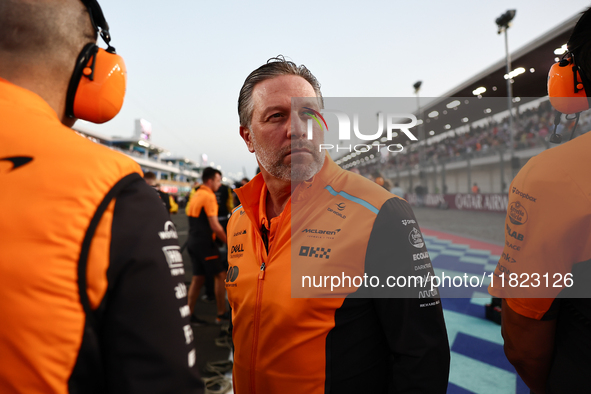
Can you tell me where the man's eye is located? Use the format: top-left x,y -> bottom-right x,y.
269,113 -> 283,120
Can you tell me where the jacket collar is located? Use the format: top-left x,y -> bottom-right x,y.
0,77 -> 59,121
235,153 -> 342,225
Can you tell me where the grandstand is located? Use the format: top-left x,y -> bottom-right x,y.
335,13 -> 585,198
74,119 -> 202,195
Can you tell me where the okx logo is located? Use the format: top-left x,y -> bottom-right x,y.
299,246 -> 331,259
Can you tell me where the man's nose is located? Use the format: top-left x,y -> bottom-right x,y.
289,111 -> 307,140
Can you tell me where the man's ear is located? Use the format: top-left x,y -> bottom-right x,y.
240,126 -> 255,153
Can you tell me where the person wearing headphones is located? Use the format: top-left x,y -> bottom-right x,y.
0,1 -> 202,392
488,8 -> 591,393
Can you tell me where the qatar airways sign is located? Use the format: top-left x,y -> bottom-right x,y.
406,193 -> 509,213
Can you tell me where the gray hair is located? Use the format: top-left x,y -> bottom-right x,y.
238,55 -> 324,128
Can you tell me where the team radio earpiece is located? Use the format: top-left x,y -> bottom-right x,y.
547,52 -> 591,143
65,0 -> 126,124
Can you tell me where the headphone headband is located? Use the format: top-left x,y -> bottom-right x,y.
80,0 -> 111,45
66,0 -> 126,123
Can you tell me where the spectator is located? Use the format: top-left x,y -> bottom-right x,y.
144,171 -> 172,213
233,177 -> 249,206
390,181 -> 405,198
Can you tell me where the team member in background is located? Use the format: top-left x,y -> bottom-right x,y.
226,56 -> 450,393
233,177 -> 250,206
200,181 -> 234,303
489,8 -> 591,393
389,182 -> 405,198
144,171 -> 172,212
215,182 -> 234,232
0,0 -> 202,392
186,167 -> 229,324
169,193 -> 179,214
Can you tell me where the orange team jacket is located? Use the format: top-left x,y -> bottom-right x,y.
488,129 -> 591,393
227,155 -> 450,394
186,185 -> 218,239
0,78 -> 201,393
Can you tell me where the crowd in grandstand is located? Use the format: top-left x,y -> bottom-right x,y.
355,99 -> 591,177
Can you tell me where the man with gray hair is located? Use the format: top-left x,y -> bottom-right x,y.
226,56 -> 450,393
0,1 -> 202,392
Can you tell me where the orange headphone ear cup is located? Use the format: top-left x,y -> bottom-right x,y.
548,60 -> 590,114
66,43 -> 97,119
66,43 -> 127,124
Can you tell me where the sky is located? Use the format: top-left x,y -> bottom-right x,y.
78,0 -> 591,180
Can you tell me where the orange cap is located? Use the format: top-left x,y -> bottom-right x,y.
73,48 -> 127,124
548,61 -> 589,114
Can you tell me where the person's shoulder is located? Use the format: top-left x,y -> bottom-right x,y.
511,132 -> 591,210
523,131 -> 591,184
206,188 -> 218,200
158,190 -> 170,199
228,204 -> 247,229
230,204 -> 245,219
28,115 -> 140,174
329,168 -> 398,211
5,100 -> 141,182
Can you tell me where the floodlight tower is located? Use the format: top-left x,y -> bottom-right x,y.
414,80 -> 424,183
496,9 -> 517,167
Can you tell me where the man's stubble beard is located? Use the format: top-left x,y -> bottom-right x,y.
251,132 -> 325,182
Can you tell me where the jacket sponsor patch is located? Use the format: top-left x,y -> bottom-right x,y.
231,244 -> 244,254
327,206 -> 347,219
158,221 -> 178,240
505,241 -> 521,251
413,251 -> 429,261
301,228 -> 341,236
512,187 -> 537,202
162,245 -> 185,276
299,246 -> 331,259
415,262 -> 432,271
0,156 -> 34,173
301,228 -> 341,240
508,201 -> 528,225
226,266 -> 239,282
408,227 -> 425,248
174,282 -> 187,299
501,252 -> 517,264
506,224 -> 524,241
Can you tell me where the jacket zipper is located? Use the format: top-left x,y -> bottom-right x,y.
249,208 -> 288,393
250,225 -> 268,393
